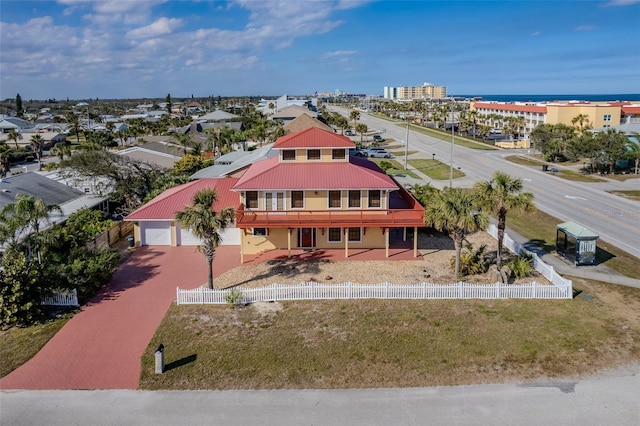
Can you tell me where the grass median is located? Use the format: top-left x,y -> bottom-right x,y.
408,159 -> 465,180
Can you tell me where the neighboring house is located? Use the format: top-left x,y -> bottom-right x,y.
0,172 -> 109,251
125,178 -> 241,246
271,105 -> 317,125
190,144 -> 277,179
198,110 -> 240,122
232,127 -> 425,261
283,114 -> 333,134
117,145 -> 183,170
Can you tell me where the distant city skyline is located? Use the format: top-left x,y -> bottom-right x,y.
1,1 -> 639,100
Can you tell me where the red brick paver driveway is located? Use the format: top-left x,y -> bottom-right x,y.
0,246 -> 241,390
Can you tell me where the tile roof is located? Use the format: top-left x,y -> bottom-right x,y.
125,178 -> 240,220
273,127 -> 355,149
232,156 -> 398,191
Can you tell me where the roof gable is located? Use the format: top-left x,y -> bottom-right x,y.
283,114 -> 333,134
273,127 -> 354,149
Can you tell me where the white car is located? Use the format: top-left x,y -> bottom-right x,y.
366,149 -> 391,158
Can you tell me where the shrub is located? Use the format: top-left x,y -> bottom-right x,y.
451,244 -> 489,276
507,253 -> 533,279
225,287 -> 243,307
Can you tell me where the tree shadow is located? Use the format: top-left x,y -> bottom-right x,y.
165,354 -> 197,372
224,250 -> 332,288
83,247 -> 165,306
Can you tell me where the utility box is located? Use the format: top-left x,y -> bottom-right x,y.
556,222 -> 599,266
155,344 -> 165,374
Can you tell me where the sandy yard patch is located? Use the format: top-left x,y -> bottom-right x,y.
212,230 -> 549,289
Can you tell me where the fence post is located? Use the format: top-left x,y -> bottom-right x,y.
200,287 -> 204,304
348,281 -> 352,299
176,287 -> 180,305
459,281 -> 463,298
496,280 -> 500,299
385,281 -> 389,299
532,281 -> 537,298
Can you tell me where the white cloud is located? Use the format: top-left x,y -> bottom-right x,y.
126,17 -> 182,39
603,0 -> 640,6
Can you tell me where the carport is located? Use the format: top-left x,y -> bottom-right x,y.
556,221 -> 599,266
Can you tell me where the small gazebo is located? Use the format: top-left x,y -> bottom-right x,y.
556,221 -> 599,266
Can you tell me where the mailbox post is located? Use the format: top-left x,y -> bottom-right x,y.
155,344 -> 165,374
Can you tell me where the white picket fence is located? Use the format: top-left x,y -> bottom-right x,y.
486,224 -> 573,289
41,289 -> 79,306
176,280 -> 572,305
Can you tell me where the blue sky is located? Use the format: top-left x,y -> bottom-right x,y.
1,0 -> 639,100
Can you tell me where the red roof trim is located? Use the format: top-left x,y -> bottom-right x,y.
273,127 -> 355,149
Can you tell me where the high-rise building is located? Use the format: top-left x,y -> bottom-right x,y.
384,83 -> 447,100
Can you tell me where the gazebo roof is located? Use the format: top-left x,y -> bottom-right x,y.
556,222 -> 599,239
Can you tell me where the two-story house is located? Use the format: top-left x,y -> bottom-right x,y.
233,127 -> 424,262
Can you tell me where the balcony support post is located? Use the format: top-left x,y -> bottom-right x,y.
344,228 -> 349,258
413,226 -> 418,257
287,228 -> 292,258
385,227 -> 389,258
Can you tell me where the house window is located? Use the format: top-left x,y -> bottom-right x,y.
348,190 -> 361,208
328,190 -> 341,208
282,150 -> 296,161
246,191 -> 258,209
332,149 -> 346,160
328,227 -> 341,242
348,227 -> 361,242
253,228 -> 268,236
603,114 -> 611,122
368,190 -> 381,208
291,191 -> 304,208
307,149 -> 321,160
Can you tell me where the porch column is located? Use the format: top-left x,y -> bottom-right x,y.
287,228 -> 292,258
385,227 -> 389,258
403,226 -> 407,242
344,228 -> 349,258
413,226 -> 418,257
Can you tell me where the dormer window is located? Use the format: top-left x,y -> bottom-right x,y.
307,149 -> 321,160
282,150 -> 296,161
332,149 -> 346,160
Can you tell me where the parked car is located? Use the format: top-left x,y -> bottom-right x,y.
373,134 -> 384,142
349,149 -> 367,158
344,129 -> 355,136
365,149 -> 391,158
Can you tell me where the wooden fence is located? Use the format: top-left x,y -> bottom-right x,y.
85,221 -> 134,251
176,280 -> 572,305
42,289 -> 79,306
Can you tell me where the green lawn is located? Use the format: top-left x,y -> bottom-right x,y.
370,158 -> 420,179
139,288 -> 640,390
0,314 -> 73,378
550,169 -> 607,183
408,159 -> 465,180
396,124 -> 498,150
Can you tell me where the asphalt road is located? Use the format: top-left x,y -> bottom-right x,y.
1,367 -> 638,425
333,107 -> 640,260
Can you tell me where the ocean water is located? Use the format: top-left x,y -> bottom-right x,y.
453,94 -> 640,103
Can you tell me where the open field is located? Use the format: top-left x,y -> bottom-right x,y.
369,158 -> 420,179
408,158 -> 465,180
139,276 -> 640,390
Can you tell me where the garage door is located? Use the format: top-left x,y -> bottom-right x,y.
140,221 -> 171,246
177,225 -> 240,246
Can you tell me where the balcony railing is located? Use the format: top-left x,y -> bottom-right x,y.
236,208 -> 425,228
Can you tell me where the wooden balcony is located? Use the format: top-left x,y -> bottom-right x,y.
236,207 -> 424,228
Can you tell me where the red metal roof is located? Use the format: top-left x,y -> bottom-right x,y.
232,156 -> 398,191
472,102 -> 547,114
125,178 -> 240,220
273,127 -> 355,149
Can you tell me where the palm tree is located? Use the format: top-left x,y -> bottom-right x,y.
349,110 -> 360,129
7,129 -> 22,149
571,114 -> 591,135
625,134 -> 640,174
0,193 -> 62,261
172,133 -> 194,155
355,123 -> 368,144
475,172 -> 535,267
66,112 -> 81,145
0,144 -> 11,178
425,188 -> 489,278
29,134 -> 44,165
175,188 -> 235,289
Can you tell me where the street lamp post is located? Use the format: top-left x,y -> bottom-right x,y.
432,153 -> 435,161
449,100 -> 455,188
404,115 -> 409,170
